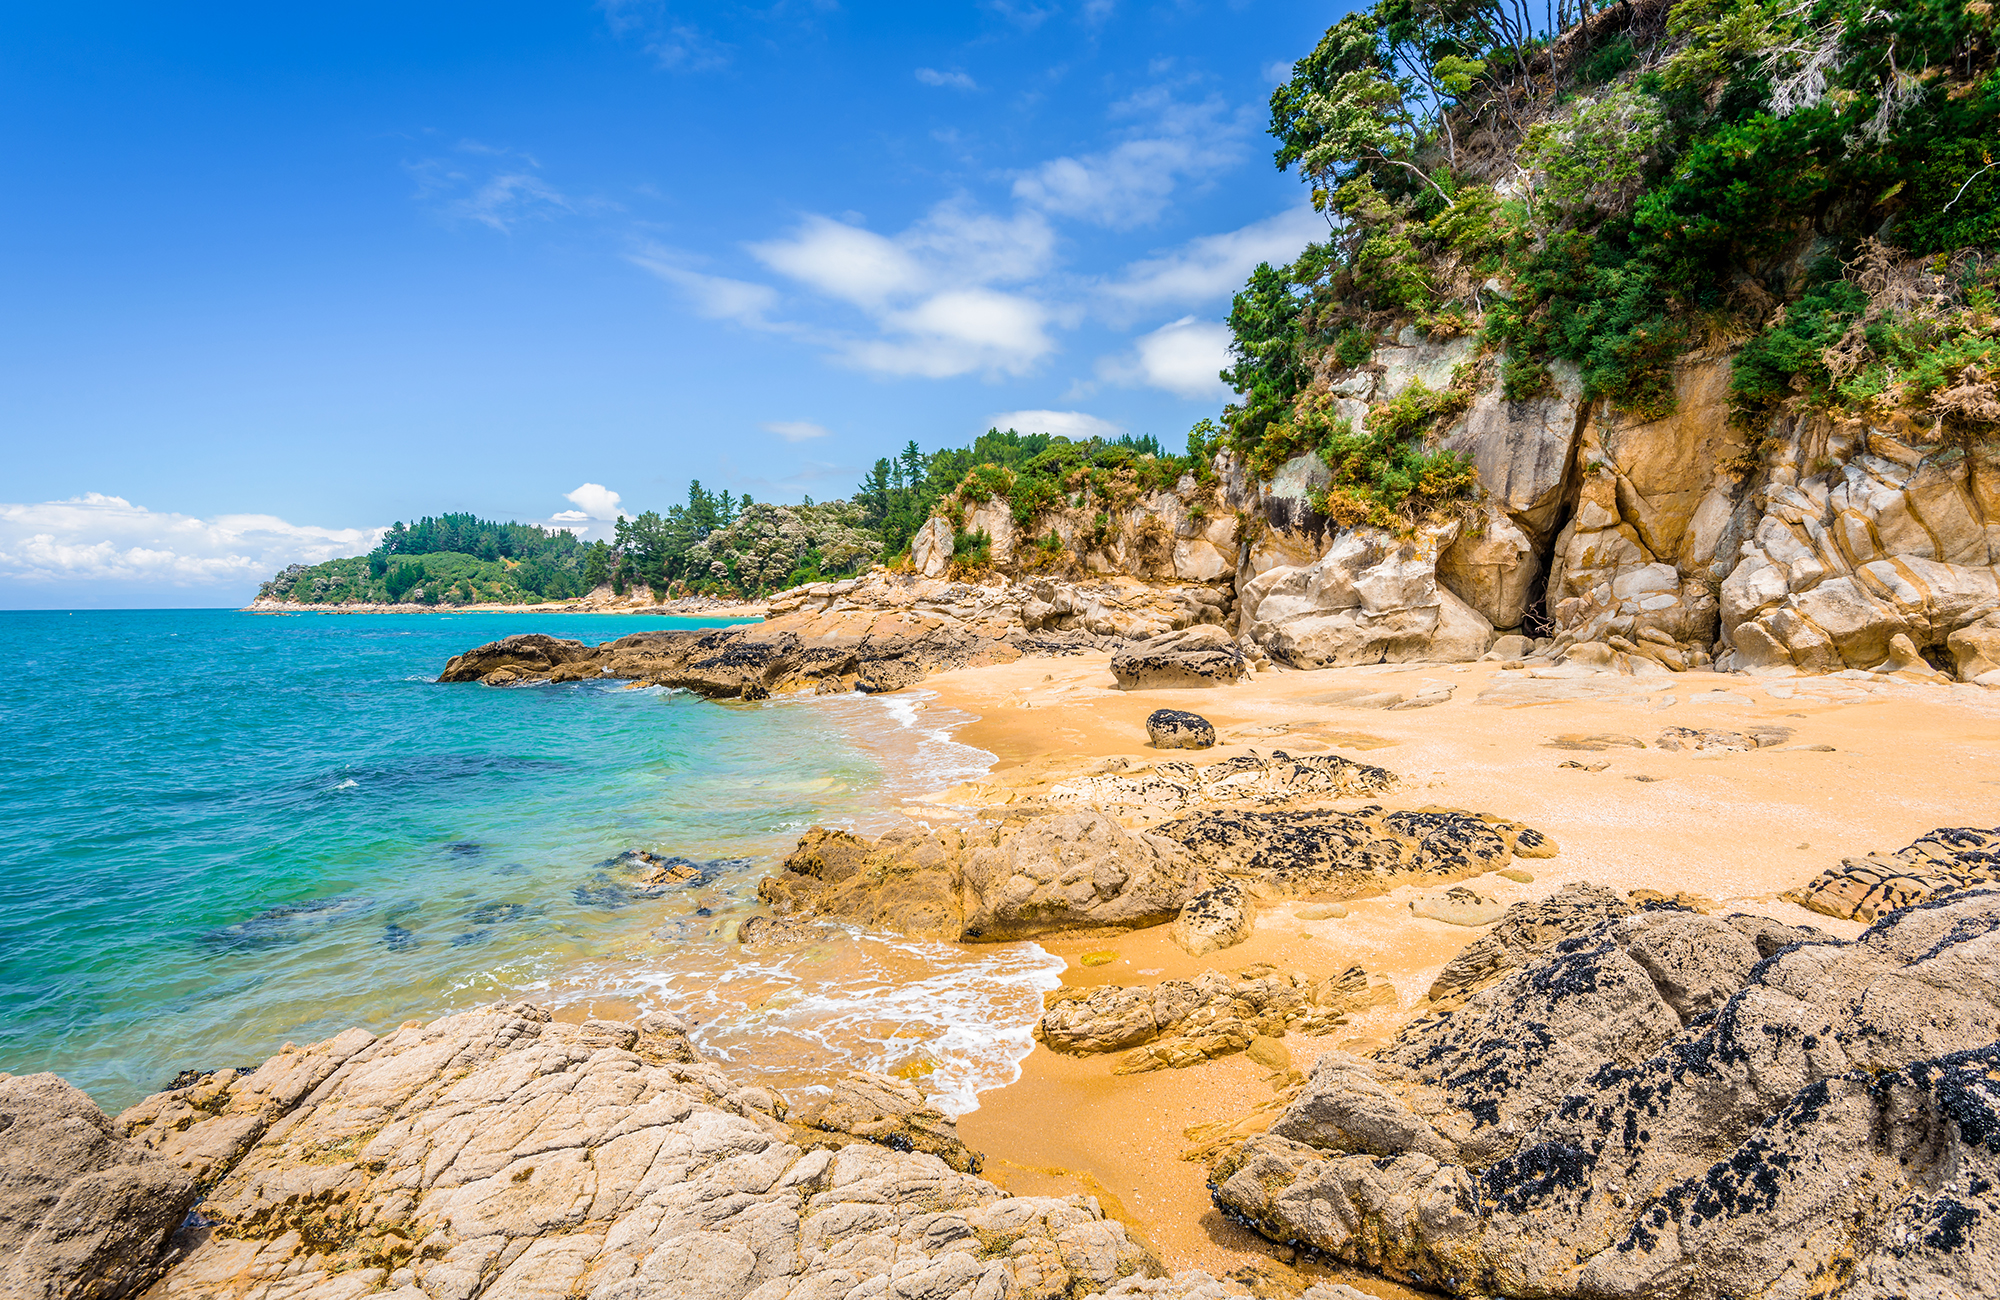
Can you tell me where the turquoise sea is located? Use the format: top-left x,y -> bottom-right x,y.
0,609 -> 1060,1114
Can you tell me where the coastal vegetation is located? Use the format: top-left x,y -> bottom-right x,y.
1224,0 -> 1998,500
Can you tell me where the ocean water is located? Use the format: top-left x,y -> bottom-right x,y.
0,609 -> 1059,1114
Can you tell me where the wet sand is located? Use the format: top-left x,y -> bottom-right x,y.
915,654 -> 2000,1291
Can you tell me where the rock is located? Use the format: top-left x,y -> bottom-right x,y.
1655,724 -> 1791,752
0,1072 -> 201,1300
1171,880 -> 1251,955
1209,891 -> 2000,1299
762,812 -> 1201,943
1155,806 -> 1542,901
1035,964 -> 1387,1071
735,913 -> 840,950
1080,950 -> 1118,966
125,1002 -> 1159,1300
959,811 -> 1201,942
911,517 -> 954,578
1497,867 -> 1533,883
1239,523 -> 1498,668
1407,886 -> 1505,926
1785,825 -> 2000,921
1044,751 -> 1397,815
1146,709 -> 1216,749
1423,881 -> 1634,1007
1439,503 -> 1544,631
792,1070 -> 982,1173
1296,903 -> 1349,920
1112,633 -> 1247,689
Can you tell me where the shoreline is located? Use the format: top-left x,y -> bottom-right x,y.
895,651 -> 1998,1290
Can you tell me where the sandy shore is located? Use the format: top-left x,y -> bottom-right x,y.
902,654 -> 2000,1294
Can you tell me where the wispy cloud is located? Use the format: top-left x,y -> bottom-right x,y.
599,0 -> 731,70
1096,316 -> 1232,398
1103,205 -> 1323,314
628,245 -> 786,328
0,495 -> 380,587
762,420 -> 831,442
987,408 -> 1124,440
916,67 -> 978,90
1011,90 -> 1253,229
407,143 -> 582,233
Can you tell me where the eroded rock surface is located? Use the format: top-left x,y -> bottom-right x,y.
1042,752 -> 1396,816
1153,807 -> 1552,902
1113,628 -> 1247,691
757,812 -> 1201,944
95,1003 -> 1160,1300
1034,965 -> 1393,1074
792,1071 -> 982,1174
1209,888 -> 2000,1298
1,1072 -> 201,1300
1786,824 -> 2000,921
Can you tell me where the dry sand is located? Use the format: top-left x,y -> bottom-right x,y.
903,654 -> 2000,1294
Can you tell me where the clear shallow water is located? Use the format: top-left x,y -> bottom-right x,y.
0,609 -> 1055,1113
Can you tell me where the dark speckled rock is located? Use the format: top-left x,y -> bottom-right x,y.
1147,708 -> 1216,749
1209,887 -> 2000,1299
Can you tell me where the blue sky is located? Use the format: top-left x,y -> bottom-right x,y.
1,0 -> 1339,606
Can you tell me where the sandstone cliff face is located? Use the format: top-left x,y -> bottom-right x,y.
930,330 -> 1996,683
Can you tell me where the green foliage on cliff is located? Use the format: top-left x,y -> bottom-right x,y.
1227,0 -> 1999,473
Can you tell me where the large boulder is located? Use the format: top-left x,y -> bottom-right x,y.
792,1070 -> 982,1173
1210,888 -> 2000,1298
959,811 -> 1201,941
1113,626 -> 1247,689
1,1072 -> 200,1300
760,811 -> 1202,943
437,632 -> 599,682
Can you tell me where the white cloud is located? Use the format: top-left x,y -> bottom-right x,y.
1097,316 -> 1233,398
915,67 -> 977,90
628,246 -> 783,327
0,494 -> 380,588
749,216 -> 928,309
1011,92 -> 1250,229
763,420 -> 831,442
564,483 -> 624,519
745,203 -> 1057,377
1105,205 -> 1323,313
986,409 -> 1125,440
1263,59 -> 1296,85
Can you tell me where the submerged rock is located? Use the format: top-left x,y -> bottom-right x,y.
1208,888 -> 2000,1298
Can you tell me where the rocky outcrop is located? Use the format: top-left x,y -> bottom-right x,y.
756,812 -> 1202,944
1111,628 -> 1247,690
1208,887 -> 2000,1298
791,1071 -> 983,1174
1237,521 -> 1496,668
442,571 -> 1238,697
1152,807 -> 1553,902
1041,752 -> 1397,816
1786,824 -> 2000,921
1168,881 -> 1250,955
1034,965 -> 1394,1073
1,1071 -> 201,1300
81,1002 -> 1159,1300
1422,882 -> 1635,1008
1144,710 -> 1215,750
